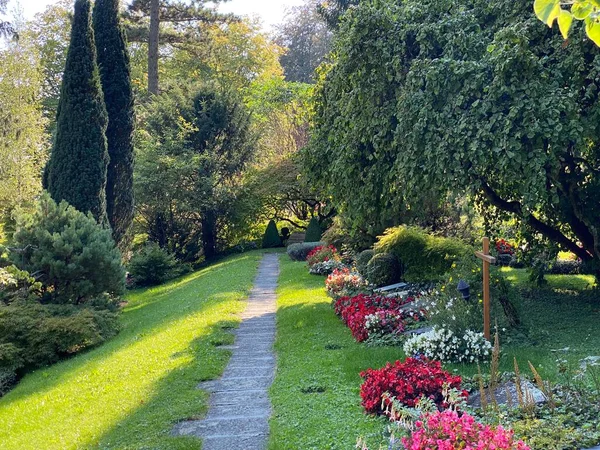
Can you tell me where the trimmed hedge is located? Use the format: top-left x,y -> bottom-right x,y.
366,253 -> 400,287
304,218 -> 322,242
356,249 -> 375,276
374,226 -> 471,282
262,220 -> 282,248
287,242 -> 325,261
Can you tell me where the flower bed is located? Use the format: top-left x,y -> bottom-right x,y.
306,245 -> 339,267
402,409 -> 530,450
359,358 -> 466,415
333,293 -> 422,342
325,267 -> 366,298
403,327 -> 492,363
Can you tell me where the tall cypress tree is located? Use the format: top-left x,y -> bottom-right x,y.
44,0 -> 108,224
93,0 -> 135,246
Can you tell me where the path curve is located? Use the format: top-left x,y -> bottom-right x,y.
173,253 -> 279,450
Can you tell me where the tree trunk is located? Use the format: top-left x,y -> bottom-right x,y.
148,0 -> 159,95
201,210 -> 217,261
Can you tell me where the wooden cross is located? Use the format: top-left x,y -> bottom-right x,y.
475,237 -> 496,340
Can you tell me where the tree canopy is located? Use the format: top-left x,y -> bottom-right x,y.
306,0 -> 600,272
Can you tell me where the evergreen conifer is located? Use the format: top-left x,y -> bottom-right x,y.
44,0 -> 109,223
93,0 -> 135,245
304,217 -> 322,242
262,220 -> 282,248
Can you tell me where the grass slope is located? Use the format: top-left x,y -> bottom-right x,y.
0,252 -> 262,450
269,258 -> 399,449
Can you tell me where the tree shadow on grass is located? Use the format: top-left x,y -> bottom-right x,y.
0,252 -> 263,449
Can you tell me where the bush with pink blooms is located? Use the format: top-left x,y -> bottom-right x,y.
402,409 -> 530,450
325,267 -> 366,298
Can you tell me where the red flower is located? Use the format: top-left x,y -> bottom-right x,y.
359,358 -> 467,415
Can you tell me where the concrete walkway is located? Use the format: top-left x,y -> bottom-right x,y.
173,253 -> 279,450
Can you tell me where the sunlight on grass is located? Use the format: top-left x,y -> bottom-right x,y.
269,258 -> 399,450
499,267 -> 596,290
0,252 -> 262,450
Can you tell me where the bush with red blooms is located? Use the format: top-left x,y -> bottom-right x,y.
496,239 -> 515,255
325,267 -> 365,298
334,293 -> 418,342
359,358 -> 466,415
402,409 -> 530,450
306,245 -> 339,267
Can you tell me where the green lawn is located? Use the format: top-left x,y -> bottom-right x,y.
0,252 -> 263,450
269,258 -> 399,449
269,259 -> 600,449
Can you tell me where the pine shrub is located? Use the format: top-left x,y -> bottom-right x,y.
127,243 -> 182,286
262,220 -> 282,248
304,217 -> 322,242
10,193 -> 125,304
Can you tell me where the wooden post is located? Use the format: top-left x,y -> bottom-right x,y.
475,237 -> 495,340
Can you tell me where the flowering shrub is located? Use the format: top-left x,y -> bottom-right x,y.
402,409 -> 530,450
496,239 -> 515,255
306,245 -> 339,267
333,293 -> 418,342
309,260 -> 347,275
364,310 -> 404,339
403,327 -> 492,363
325,268 -> 366,299
359,358 -> 466,415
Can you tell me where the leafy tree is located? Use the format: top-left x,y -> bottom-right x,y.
0,36 -> 48,224
26,0 -> 72,129
135,84 -> 255,261
11,193 -> 125,304
93,0 -> 135,246
125,0 -> 233,94
317,0 -> 360,29
307,0 -> 600,277
534,0 -> 600,45
275,1 -> 333,83
262,220 -> 281,248
44,0 -> 109,224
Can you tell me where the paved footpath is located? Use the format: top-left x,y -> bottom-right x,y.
173,253 -> 279,450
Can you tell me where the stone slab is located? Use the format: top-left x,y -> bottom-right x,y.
374,282 -> 409,292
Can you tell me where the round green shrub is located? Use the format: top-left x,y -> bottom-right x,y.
262,220 -> 282,248
366,253 -> 401,287
11,193 -> 125,304
356,249 -> 375,276
304,218 -> 322,243
374,226 -> 471,282
287,242 -> 324,261
128,243 -> 182,286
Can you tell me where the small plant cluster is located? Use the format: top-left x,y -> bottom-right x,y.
325,267 -> 366,298
287,241 -> 325,261
403,327 -> 492,363
333,293 -> 423,343
306,245 -> 339,267
308,259 -> 347,275
359,358 -> 466,415
402,409 -> 530,450
496,239 -> 515,255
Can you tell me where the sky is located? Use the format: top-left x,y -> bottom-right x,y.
8,0 -> 305,30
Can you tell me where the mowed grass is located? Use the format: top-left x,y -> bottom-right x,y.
269,258 -> 401,450
0,252 -> 263,450
269,259 -> 600,449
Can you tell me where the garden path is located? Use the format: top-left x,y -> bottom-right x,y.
172,253 -> 279,449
